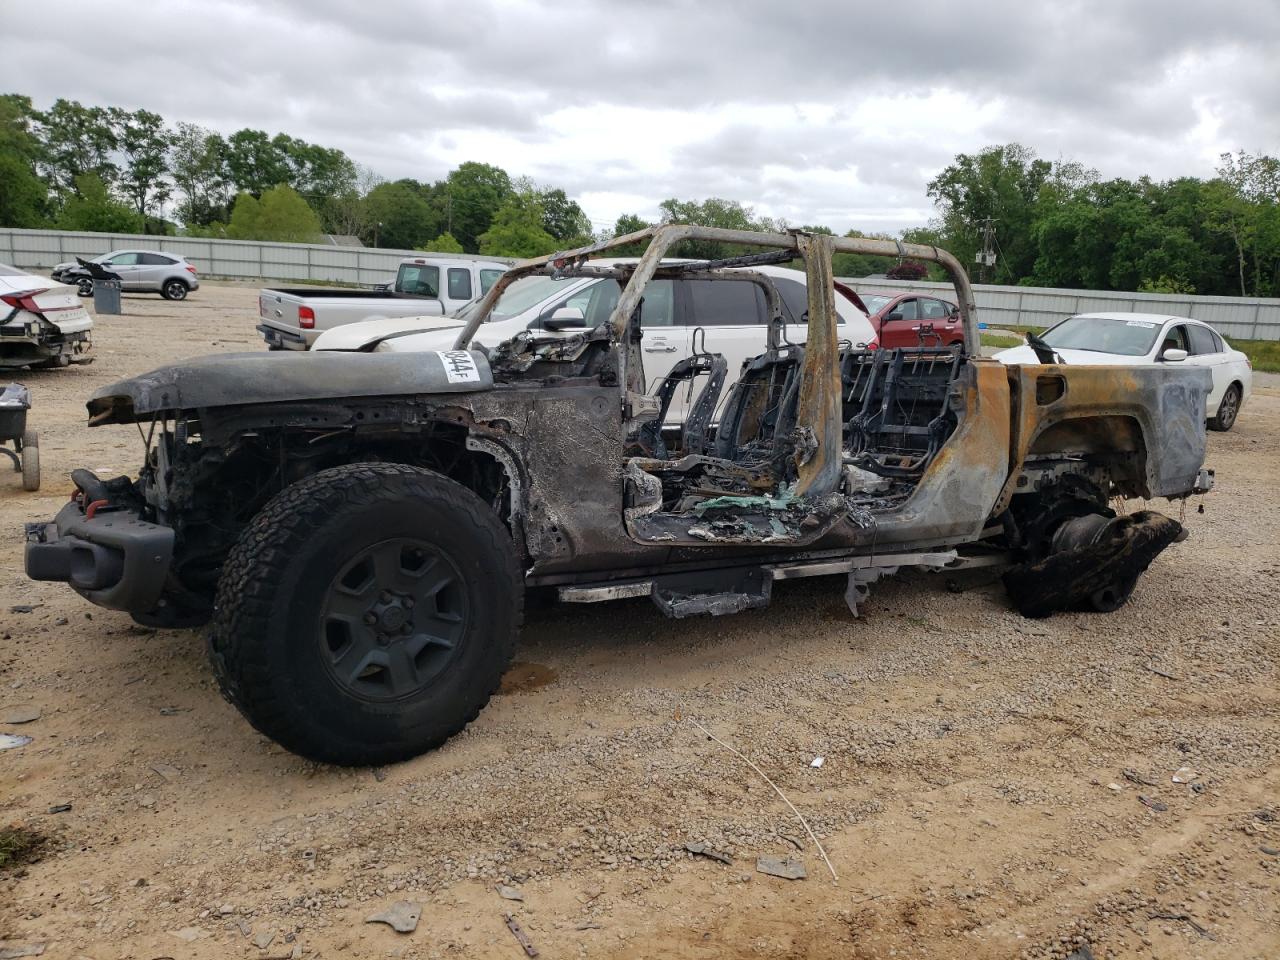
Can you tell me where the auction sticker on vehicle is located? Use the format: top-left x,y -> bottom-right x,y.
436,350 -> 482,384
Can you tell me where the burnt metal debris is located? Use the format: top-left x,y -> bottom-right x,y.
23,224 -> 1218,764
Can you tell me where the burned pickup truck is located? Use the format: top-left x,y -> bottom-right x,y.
25,226 -> 1214,765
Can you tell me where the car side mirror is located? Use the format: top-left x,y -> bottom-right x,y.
1161,348 -> 1188,362
884,311 -> 903,323
543,306 -> 586,331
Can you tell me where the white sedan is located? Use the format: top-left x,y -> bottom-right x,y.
0,264 -> 94,369
995,312 -> 1252,431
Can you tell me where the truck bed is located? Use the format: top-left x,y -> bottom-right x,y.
257,287 -> 445,350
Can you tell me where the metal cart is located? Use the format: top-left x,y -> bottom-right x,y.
0,383 -> 39,491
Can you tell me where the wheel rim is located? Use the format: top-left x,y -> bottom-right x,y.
318,537 -> 469,702
78,280 -> 92,295
1219,388 -> 1239,428
167,282 -> 186,299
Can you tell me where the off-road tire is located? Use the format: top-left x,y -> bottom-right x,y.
20,430 -> 39,492
161,279 -> 189,301
207,462 -> 522,765
1209,383 -> 1241,432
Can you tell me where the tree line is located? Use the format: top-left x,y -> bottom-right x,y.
0,94 -> 595,256
2,93 -> 1277,293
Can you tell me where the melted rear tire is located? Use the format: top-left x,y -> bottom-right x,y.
207,462 -> 521,765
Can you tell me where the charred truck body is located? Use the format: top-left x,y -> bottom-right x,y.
25,226 -> 1215,764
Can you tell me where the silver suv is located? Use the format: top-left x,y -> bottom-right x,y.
52,250 -> 200,301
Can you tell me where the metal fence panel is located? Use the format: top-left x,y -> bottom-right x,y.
0,227 -> 514,289
845,274 -> 1280,341
3,228 -> 1279,340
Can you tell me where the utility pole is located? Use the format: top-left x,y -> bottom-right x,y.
975,217 -> 998,283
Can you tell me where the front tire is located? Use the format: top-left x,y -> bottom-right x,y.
76,278 -> 93,297
1209,384 -> 1241,432
207,462 -> 522,765
161,279 -> 189,301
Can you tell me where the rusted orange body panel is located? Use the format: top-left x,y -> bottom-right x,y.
997,362 -> 1210,512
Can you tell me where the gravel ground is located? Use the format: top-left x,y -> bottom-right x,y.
2,282 -> 1278,960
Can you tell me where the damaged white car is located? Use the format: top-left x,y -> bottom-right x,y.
0,264 -> 94,369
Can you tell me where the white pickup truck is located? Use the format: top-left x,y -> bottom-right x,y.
256,255 -> 511,350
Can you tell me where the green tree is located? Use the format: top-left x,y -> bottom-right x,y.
1209,151 -> 1280,296
170,123 -> 231,227
226,184 -> 322,242
609,213 -> 652,255
539,187 -> 592,244
422,231 -> 464,253
926,143 -> 1061,283
225,129 -> 291,197
0,94 -> 48,226
441,162 -> 513,251
657,196 -> 764,258
36,98 -> 118,200
477,190 -> 556,258
109,107 -> 172,216
832,228 -> 900,278
56,173 -> 143,233
365,180 -> 439,249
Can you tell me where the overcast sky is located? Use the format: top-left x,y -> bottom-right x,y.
8,0 -> 1280,235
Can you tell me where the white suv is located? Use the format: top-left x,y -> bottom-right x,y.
52,250 -> 201,300
313,264 -> 873,422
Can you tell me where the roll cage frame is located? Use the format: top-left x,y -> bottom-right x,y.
453,225 -> 978,498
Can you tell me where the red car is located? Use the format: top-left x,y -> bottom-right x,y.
861,292 -> 963,349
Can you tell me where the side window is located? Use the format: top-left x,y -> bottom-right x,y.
447,268 -> 472,301
920,298 -> 949,320
1187,324 -> 1218,355
479,269 -> 503,294
139,252 -> 173,265
1211,330 -> 1225,352
889,298 -> 918,321
563,285 -> 597,314
639,279 -> 675,327
397,264 -> 439,297
107,252 -> 139,265
536,280 -> 617,328
684,279 -> 765,326
773,278 -> 809,324
582,281 -> 620,326
1160,324 -> 1190,354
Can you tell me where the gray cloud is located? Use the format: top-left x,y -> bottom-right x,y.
6,0 -> 1279,232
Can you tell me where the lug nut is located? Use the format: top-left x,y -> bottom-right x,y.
363,613 -> 377,625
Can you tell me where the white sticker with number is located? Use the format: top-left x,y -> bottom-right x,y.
436,350 -> 481,384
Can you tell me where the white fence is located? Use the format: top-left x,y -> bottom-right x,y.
848,276 -> 1280,342
3,227 -> 1278,340
0,227 -> 511,289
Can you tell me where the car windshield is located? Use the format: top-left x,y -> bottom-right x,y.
459,275 -> 584,323
861,295 -> 891,313
1041,315 -> 1163,356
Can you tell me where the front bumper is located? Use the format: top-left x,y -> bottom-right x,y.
25,499 -> 175,612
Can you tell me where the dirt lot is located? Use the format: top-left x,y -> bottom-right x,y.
2,282 -> 1278,960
